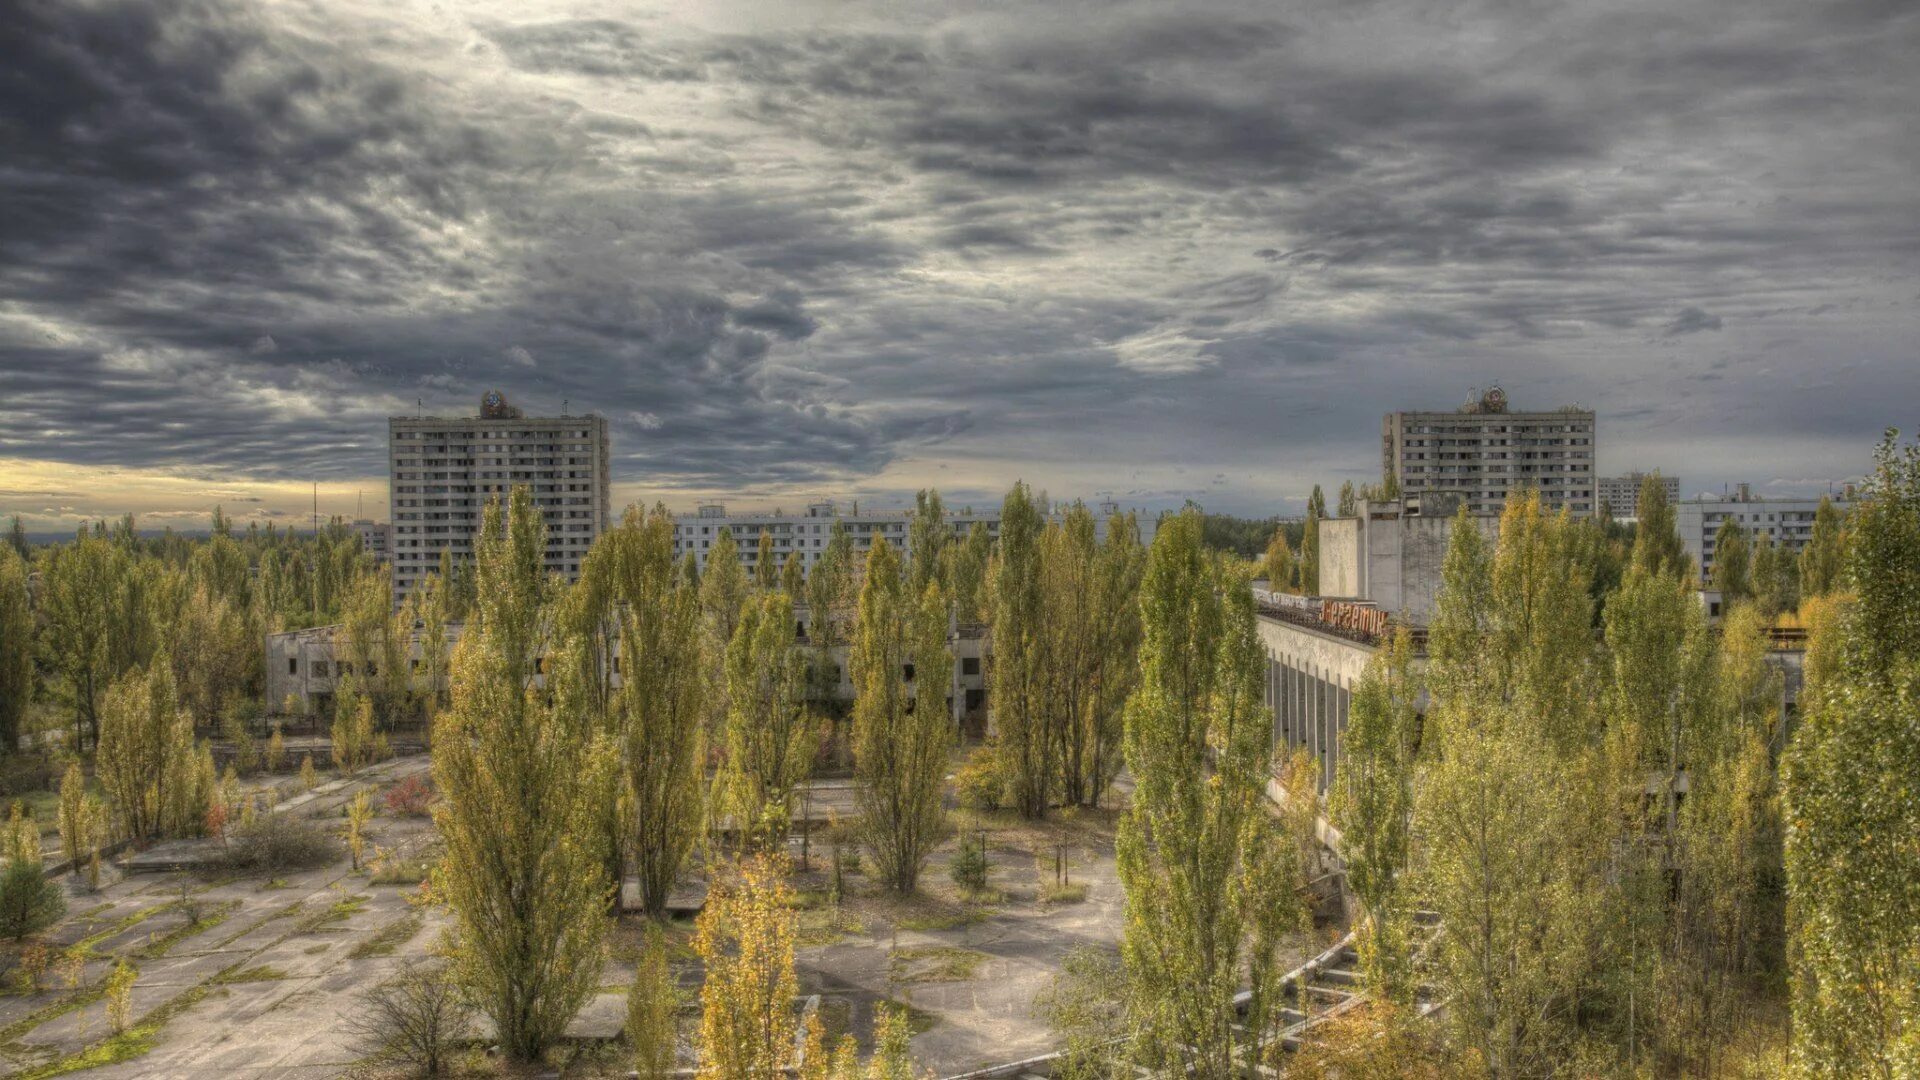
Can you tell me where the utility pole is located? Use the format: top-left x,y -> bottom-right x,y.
312,482 -> 318,536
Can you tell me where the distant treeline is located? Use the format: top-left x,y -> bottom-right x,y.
1199,513 -> 1302,560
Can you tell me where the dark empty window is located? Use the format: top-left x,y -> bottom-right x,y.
288,657 -> 298,675
962,657 -> 980,676
903,663 -> 916,682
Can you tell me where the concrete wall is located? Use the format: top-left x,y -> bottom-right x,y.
1315,501 -> 1498,626
1318,517 -> 1363,598
1256,614 -> 1383,794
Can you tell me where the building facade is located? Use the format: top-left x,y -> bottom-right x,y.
673,500 -> 1154,577
388,391 -> 610,600
266,614 -> 992,731
352,519 -> 391,563
1596,472 -> 1679,520
1383,387 -> 1597,517
1675,485 -> 1850,581
1316,498 -> 1501,626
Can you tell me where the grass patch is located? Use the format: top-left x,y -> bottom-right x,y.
349,913 -> 423,959
890,998 -> 941,1036
210,900 -> 308,949
303,943 -> 329,955
11,958 -> 236,1080
795,907 -> 867,948
296,893 -> 368,934
893,907 -> 993,932
259,877 -> 291,891
132,901 -> 241,960
368,858 -> 432,886
1038,882 -> 1089,906
213,965 -> 287,985
63,902 -> 172,960
0,988 -> 104,1045
788,888 -> 832,911
889,945 -> 987,984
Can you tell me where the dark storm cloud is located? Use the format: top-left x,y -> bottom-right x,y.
2,0 -> 1917,517
1664,307 -> 1725,336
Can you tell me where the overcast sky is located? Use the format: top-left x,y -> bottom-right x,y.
2,0 -> 1915,531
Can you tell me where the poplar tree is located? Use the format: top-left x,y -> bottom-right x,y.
1040,508 -> 1097,807
1299,486 -> 1324,595
1749,532 -> 1800,618
341,566 -> 408,723
623,548 -> 708,917
721,591 -> 816,846
755,530 -> 778,591
1623,473 -> 1683,576
1331,628 -> 1420,1001
701,528 -> 748,649
38,529 -> 123,749
1116,513 -> 1296,1077
695,857 -> 799,1078
628,926 -> 678,1080
169,579 -> 257,728
1797,495 -> 1847,598
1414,494 -> 1605,1074
851,540 -> 950,892
413,571 -> 452,726
1260,527 -> 1295,592
780,551 -> 803,597
806,518 -> 855,706
1080,511 -> 1143,809
947,519 -> 993,625
1784,431 -> 1920,1076
1337,480 -> 1357,517
806,518 -> 852,646
96,660 -> 207,840
432,489 -> 611,1061
989,482 -> 1050,818
1711,518 -> 1752,604
0,548 -> 31,755
907,488 -> 949,596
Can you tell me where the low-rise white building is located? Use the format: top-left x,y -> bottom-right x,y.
1675,484 -> 1850,581
672,499 -> 1155,577
266,609 -> 993,732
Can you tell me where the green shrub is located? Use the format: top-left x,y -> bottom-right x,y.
953,743 -> 1005,812
219,813 -> 340,873
948,835 -> 989,893
0,856 -> 65,939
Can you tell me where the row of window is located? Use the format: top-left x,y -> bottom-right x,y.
1401,423 -> 1592,435
393,429 -> 598,440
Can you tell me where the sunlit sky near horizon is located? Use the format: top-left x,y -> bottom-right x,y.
3,0 -> 1916,533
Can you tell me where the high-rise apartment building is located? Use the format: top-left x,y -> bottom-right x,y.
1597,472 -> 1679,519
389,391 -> 610,600
1382,387 -> 1597,516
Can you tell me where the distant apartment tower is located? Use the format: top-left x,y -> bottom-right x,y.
1382,386 -> 1597,516
352,519 -> 391,562
389,390 -> 610,600
1676,483 -> 1851,582
1596,472 -> 1679,520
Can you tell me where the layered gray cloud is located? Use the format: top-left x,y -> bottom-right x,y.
1,0 -> 1915,525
